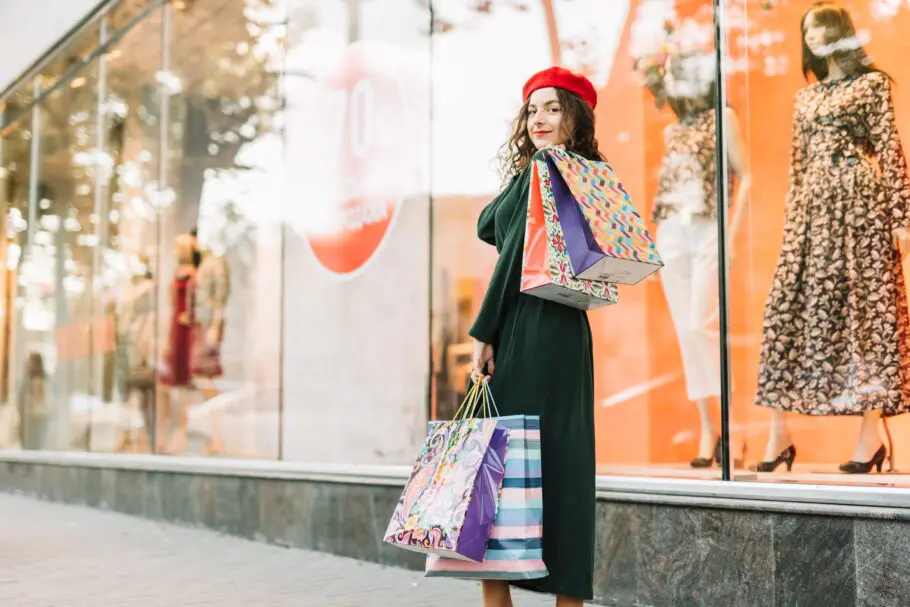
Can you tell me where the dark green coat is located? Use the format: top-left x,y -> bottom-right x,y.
469,163 -> 595,600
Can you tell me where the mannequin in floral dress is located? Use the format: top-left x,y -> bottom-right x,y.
191,235 -> 230,455
755,3 -> 910,473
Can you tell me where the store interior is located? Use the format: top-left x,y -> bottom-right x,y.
2,0 -> 910,488
430,0 -> 910,486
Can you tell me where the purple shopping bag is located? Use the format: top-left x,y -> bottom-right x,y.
383,418 -> 509,562
425,414 -> 547,580
545,154 -> 606,278
543,148 -> 662,285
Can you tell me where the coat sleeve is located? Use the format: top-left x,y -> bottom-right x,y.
477,198 -> 499,246
468,169 -> 532,345
868,73 -> 910,226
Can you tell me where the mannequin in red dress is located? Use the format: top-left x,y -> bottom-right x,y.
162,233 -> 197,453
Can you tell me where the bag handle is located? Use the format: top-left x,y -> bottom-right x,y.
479,379 -> 501,418
451,377 -> 501,421
453,381 -> 483,421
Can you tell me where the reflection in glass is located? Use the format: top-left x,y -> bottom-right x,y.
159,0 -> 285,458
280,0 -> 431,465
36,20 -> 103,105
0,112 -> 35,449
91,10 -> 164,453
13,62 -> 101,451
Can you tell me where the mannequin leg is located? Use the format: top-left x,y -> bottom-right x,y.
657,219 -> 704,461
850,410 -> 883,461
687,219 -> 722,461
154,386 -> 170,453
762,410 -> 793,462
134,388 -> 150,452
167,387 -> 189,453
556,596 -> 584,607
481,580 -> 512,607
696,397 -> 719,459
196,378 -> 223,455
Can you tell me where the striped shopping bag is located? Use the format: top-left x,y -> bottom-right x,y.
425,414 -> 547,580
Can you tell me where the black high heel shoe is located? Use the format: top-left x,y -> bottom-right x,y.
690,438 -> 721,469
839,445 -> 888,474
753,444 -> 797,473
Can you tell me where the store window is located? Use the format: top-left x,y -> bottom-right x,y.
280,0 -> 431,465
158,0 -> 285,458
4,0 -> 910,492
727,0 -> 910,486
429,0 -> 730,479
0,110 -> 35,449
15,59 -> 102,452
90,9 -> 164,454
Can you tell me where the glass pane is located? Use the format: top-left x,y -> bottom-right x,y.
0,111 -> 34,448
11,61 -> 101,451
37,21 -> 103,99
429,0 -> 727,479
159,0 -> 286,458
85,10 -> 164,453
1,85 -> 39,131
280,0 -> 431,464
107,0 -> 157,32
729,1 -> 910,486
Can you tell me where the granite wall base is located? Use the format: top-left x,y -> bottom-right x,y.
1,460 -> 908,606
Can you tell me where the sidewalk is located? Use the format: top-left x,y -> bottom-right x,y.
0,493 -> 557,606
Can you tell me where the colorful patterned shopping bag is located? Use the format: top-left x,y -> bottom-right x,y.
521,150 -> 619,310
425,414 -> 547,580
383,384 -> 509,562
544,147 -> 663,285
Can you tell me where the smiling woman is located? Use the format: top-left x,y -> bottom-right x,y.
466,66 -> 605,607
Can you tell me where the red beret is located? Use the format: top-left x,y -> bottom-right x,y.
522,66 -> 597,109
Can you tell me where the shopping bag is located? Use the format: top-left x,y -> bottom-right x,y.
426,381 -> 547,579
544,147 -> 663,284
383,383 -> 509,562
425,416 -> 547,579
521,151 -> 619,310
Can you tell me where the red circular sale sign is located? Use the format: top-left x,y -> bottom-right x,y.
298,41 -> 412,278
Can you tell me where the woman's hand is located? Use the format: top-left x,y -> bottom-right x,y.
471,339 -> 495,382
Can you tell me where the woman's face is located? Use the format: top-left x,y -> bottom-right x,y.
527,87 -> 567,150
803,13 -> 831,57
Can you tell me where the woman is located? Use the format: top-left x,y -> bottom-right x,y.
755,1 -> 910,473
470,66 -> 601,606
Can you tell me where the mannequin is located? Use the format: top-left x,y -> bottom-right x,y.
191,234 -> 230,455
20,352 -> 47,449
755,2 -> 910,473
162,233 -> 197,453
118,255 -> 157,451
650,51 -> 751,467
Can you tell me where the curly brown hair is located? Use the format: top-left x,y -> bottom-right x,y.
497,88 -> 604,184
